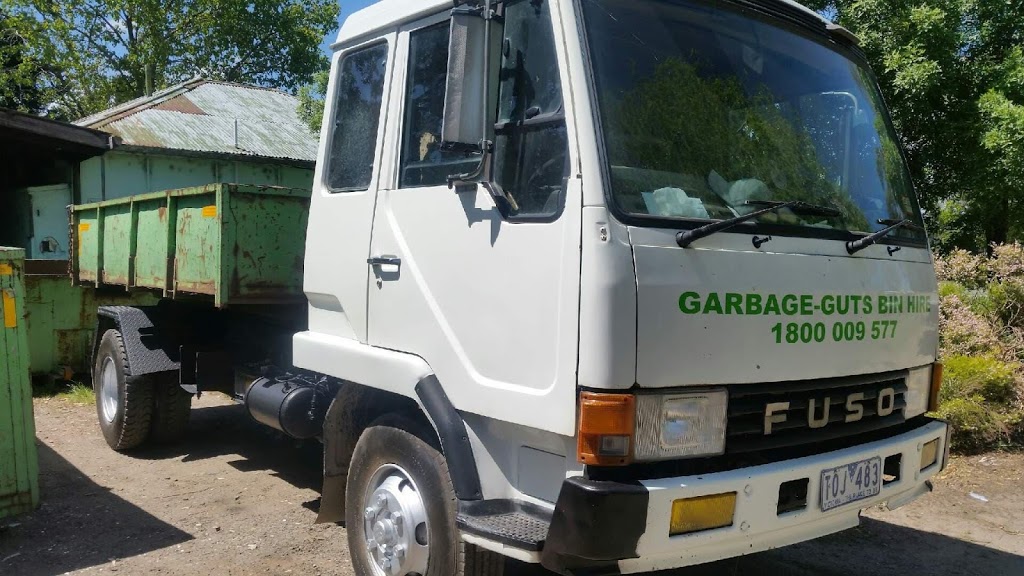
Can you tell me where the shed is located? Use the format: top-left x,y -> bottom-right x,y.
0,108 -> 116,257
0,79 -> 318,379
74,79 -> 317,204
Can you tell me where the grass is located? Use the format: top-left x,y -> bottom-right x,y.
33,379 -> 95,405
57,382 -> 95,405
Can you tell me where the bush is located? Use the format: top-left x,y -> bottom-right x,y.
941,355 -> 1019,404
934,246 -> 1024,453
935,248 -> 988,288
936,356 -> 1022,453
989,243 -> 1024,281
987,278 -> 1024,329
938,293 -> 1004,358
939,281 -> 996,317
936,396 -> 1007,453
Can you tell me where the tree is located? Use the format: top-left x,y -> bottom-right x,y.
297,69 -> 329,133
0,0 -> 338,120
0,9 -> 46,113
803,0 -> 1024,251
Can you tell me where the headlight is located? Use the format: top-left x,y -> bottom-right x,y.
634,390 -> 728,460
904,365 -> 935,418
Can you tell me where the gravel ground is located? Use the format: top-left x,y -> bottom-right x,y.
1,395 -> 1022,575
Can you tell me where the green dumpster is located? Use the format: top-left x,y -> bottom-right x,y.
71,183 -> 310,308
0,247 -> 40,519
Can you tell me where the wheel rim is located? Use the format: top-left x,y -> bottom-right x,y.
99,356 -> 119,423
361,463 -> 430,576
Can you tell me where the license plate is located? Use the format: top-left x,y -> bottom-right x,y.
820,456 -> 882,512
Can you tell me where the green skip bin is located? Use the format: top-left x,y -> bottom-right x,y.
71,183 -> 311,308
0,247 -> 40,519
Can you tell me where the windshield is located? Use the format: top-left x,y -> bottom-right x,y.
581,0 -> 926,241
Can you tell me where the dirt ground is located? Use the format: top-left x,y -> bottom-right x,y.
1,395 -> 1023,576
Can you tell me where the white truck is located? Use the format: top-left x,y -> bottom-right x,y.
85,0 -> 950,574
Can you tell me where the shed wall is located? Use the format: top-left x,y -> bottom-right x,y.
79,151 -> 313,203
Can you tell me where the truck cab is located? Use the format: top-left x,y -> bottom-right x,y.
294,0 -> 948,573
84,0 -> 949,574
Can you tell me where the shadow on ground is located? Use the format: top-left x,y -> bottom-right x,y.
0,443 -> 193,575
146,403 -> 320,472
508,516 -> 1024,576
5,401 -> 1023,576
132,402 -> 325,506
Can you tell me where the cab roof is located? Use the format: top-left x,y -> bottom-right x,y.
336,0 -> 452,46
334,0 -> 839,49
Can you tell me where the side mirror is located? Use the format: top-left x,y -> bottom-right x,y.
441,3 -> 502,153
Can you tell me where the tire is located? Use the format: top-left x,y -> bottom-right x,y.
93,329 -> 155,451
150,373 -> 191,444
345,417 -> 505,576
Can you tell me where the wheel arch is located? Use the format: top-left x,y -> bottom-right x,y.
315,375 -> 484,524
92,306 -> 180,380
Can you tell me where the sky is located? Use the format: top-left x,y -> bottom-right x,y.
319,1 -> 379,55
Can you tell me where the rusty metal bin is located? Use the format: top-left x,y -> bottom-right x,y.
71,183 -> 310,308
0,247 -> 40,518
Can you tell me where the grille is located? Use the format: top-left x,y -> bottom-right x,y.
726,372 -> 908,454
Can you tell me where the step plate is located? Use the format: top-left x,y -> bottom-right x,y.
457,501 -> 552,551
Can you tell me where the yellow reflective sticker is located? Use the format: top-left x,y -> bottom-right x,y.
2,289 -> 16,328
0,263 -> 12,275
79,223 -> 91,232
202,205 -> 218,218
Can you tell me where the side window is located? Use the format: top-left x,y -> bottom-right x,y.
400,23 -> 479,188
327,43 -> 389,191
493,0 -> 570,218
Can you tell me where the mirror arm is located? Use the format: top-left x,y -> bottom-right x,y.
446,140 -> 519,212
448,140 -> 492,188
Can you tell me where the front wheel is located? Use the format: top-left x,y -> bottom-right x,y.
345,418 -> 504,576
94,329 -> 154,451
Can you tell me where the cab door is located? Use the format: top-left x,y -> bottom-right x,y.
304,34 -> 395,342
366,1 -> 581,436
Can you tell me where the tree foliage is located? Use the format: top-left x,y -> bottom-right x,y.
297,69 -> 329,133
0,9 -> 46,112
804,0 -> 1024,252
0,0 -> 338,120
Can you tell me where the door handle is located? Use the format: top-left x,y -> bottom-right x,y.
367,256 -> 401,267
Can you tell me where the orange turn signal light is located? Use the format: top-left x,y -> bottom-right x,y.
577,392 -> 635,466
929,362 -> 943,412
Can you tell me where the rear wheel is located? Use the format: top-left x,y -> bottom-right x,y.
345,418 -> 504,576
94,329 -> 154,451
151,374 -> 191,443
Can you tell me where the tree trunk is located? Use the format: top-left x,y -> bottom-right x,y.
145,63 -> 154,96
986,193 -> 1010,253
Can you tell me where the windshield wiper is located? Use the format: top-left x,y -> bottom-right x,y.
745,200 -> 843,217
877,218 -> 925,232
676,200 -> 842,248
846,219 -> 915,254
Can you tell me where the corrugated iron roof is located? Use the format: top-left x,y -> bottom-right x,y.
74,79 -> 318,163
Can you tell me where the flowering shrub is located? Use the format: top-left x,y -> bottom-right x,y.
934,248 -> 987,289
989,243 -> 1024,282
934,245 -> 1024,452
937,291 -> 1003,358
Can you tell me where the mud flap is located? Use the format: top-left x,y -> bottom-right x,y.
315,384 -> 370,524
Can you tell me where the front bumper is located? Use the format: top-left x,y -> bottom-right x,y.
541,419 -> 948,575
